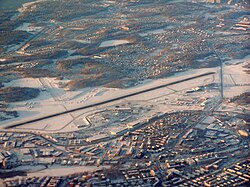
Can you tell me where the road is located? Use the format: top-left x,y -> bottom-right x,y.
4,72 -> 215,129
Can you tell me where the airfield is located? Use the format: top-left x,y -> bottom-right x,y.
1,57 -> 249,135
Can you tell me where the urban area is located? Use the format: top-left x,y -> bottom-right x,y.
0,0 -> 249,187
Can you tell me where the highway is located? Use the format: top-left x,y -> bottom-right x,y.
4,72 -> 215,129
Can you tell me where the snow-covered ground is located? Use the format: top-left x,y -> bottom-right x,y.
99,39 -> 131,47
15,23 -> 43,33
18,0 -> 44,13
1,57 -> 249,133
27,165 -> 110,178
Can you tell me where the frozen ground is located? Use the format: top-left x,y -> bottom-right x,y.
99,39 -> 131,47
15,23 -> 42,33
27,165 -> 110,178
0,57 -> 249,133
18,0 -> 44,13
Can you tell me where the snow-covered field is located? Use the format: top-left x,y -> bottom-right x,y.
1,57 -> 249,133
99,39 -> 131,47
15,23 -> 43,33
27,165 -> 110,178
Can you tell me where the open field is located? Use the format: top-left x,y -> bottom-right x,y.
0,56 -> 249,133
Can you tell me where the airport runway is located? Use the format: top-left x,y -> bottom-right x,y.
5,72 -> 215,129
